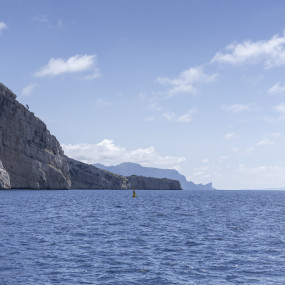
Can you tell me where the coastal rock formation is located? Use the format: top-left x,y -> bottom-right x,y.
95,162 -> 215,190
0,161 -> 10,189
0,82 -> 185,190
0,83 -> 71,189
67,157 -> 129,189
67,158 -> 181,190
127,175 -> 181,190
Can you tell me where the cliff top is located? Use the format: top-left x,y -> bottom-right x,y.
0,83 -> 17,101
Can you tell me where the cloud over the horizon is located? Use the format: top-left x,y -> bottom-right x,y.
34,54 -> 100,78
62,139 -> 186,168
156,66 -> 217,96
212,32 -> 285,68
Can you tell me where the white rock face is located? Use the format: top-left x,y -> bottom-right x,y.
0,83 -> 71,189
0,160 -> 10,189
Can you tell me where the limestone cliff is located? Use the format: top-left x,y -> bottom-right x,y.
127,175 -> 181,190
67,157 -> 129,189
0,83 -> 71,189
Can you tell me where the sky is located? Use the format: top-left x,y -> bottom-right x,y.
1,0 -> 285,189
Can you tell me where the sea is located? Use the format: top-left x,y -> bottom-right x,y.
1,189 -> 285,285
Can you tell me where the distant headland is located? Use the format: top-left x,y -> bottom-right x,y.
95,162 -> 215,190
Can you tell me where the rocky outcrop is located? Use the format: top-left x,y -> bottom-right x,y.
67,157 -> 129,189
0,160 -> 10,189
67,158 -> 181,190
127,175 -> 181,190
0,83 -> 71,189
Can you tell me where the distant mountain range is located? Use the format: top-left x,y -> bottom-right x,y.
94,162 -> 215,190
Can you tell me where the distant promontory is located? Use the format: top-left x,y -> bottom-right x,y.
95,162 -> 215,190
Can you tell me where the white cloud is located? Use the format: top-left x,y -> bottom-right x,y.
232,147 -> 239,152
156,66 -> 217,96
232,164 -> 285,189
162,112 -> 175,121
96,98 -> 113,108
21,84 -> 36,96
33,16 -> 64,30
148,102 -> 163,112
222,103 -> 256,113
211,162 -> 285,189
245,147 -> 255,154
192,166 -> 210,178
219,155 -> 229,163
202,158 -> 210,164
212,32 -> 285,68
57,19 -> 64,29
33,15 -> 48,23
264,114 -> 285,122
268,82 -> 285,94
144,116 -> 154,122
246,133 -> 280,153
275,102 -> 285,113
265,132 -> 282,139
139,92 -> 163,112
256,138 -> 274,146
177,112 -> 193,123
0,22 -> 7,34
62,139 -> 186,168
224,132 -> 236,139
162,109 -> 196,123
34,54 -> 101,78
84,70 -> 101,80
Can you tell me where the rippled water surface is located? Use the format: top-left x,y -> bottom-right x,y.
1,190 -> 285,284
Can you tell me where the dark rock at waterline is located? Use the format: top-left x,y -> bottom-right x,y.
127,175 -> 181,190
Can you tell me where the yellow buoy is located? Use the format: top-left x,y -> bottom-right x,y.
132,189 -> 137,197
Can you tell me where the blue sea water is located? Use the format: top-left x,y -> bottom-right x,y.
1,190 -> 285,285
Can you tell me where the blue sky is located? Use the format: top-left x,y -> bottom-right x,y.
1,0 -> 285,189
